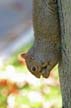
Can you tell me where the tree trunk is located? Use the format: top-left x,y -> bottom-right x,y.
58,0 -> 71,108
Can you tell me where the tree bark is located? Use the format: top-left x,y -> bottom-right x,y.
58,0 -> 71,108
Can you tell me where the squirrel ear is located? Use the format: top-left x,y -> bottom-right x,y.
20,53 -> 27,59
18,53 -> 26,64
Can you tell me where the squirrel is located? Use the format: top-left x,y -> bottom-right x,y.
20,0 -> 61,78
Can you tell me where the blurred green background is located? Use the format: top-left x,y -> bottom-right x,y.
0,44 -> 62,108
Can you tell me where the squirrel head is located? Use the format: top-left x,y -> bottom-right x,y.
19,52 -> 50,78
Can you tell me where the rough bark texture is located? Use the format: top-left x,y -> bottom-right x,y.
20,0 -> 61,78
58,0 -> 71,108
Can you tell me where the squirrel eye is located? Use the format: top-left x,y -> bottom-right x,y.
31,65 -> 37,72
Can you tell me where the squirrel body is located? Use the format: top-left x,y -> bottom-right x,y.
20,0 -> 61,78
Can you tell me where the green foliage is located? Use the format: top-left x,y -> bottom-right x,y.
0,44 -> 62,108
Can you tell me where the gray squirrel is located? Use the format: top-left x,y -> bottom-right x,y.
20,0 -> 61,78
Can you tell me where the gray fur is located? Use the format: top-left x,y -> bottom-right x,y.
21,0 -> 61,78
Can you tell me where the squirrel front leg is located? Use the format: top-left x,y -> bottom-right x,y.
20,0 -> 61,78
